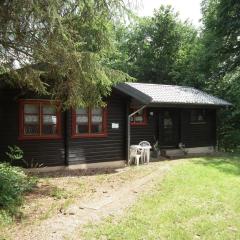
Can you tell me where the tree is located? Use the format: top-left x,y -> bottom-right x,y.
200,0 -> 240,151
170,23 -> 205,88
0,0 -> 133,108
201,0 -> 240,78
215,0 -> 240,73
126,6 -> 183,84
111,5 -> 201,86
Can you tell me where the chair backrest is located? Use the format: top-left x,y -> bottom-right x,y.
129,147 -> 137,155
130,146 -> 142,155
139,141 -> 151,147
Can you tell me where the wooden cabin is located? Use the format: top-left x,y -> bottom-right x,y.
0,82 -> 231,169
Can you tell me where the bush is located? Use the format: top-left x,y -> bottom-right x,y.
5,145 -> 24,165
219,129 -> 240,153
0,163 -> 37,218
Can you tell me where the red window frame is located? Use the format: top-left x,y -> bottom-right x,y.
130,108 -> 147,126
19,99 -> 62,140
72,107 -> 107,138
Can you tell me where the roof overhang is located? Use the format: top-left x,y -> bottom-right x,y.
114,83 -> 152,105
115,82 -> 232,108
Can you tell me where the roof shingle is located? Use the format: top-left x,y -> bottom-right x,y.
115,82 -> 231,106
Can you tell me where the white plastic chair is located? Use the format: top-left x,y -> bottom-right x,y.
139,141 -> 151,147
129,147 -> 143,166
139,141 -> 151,164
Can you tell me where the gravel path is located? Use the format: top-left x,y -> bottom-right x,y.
11,162 -> 177,240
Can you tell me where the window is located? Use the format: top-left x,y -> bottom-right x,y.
19,100 -> 61,139
190,109 -> 206,124
130,108 -> 147,126
72,107 -> 107,137
163,111 -> 173,129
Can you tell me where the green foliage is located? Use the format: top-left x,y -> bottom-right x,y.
0,0 -> 134,109
215,0 -> 240,73
214,68 -> 240,152
5,145 -> 24,164
0,163 -> 37,224
201,0 -> 240,151
5,145 -> 44,168
112,5 -> 202,86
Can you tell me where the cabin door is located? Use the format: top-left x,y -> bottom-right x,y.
158,110 -> 180,148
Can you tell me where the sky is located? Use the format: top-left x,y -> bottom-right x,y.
135,0 -> 202,27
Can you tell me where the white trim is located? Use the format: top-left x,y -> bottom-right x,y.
25,160 -> 126,173
165,146 -> 215,157
186,146 -> 215,154
68,160 -> 126,170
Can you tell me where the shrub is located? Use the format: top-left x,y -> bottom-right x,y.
5,145 -> 44,168
5,145 -> 24,165
0,163 -> 37,219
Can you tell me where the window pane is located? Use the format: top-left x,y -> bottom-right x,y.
42,105 -> 57,135
92,115 -> 102,123
76,115 -> 88,123
76,108 -> 88,115
43,105 -> 56,114
24,125 -> 40,135
24,104 -> 39,135
91,108 -> 103,133
43,115 -> 57,124
76,124 -> 88,134
24,104 -> 39,114
191,110 -> 205,123
131,108 -> 145,123
135,116 -> 143,122
75,108 -> 89,134
92,108 -> 102,115
24,115 -> 39,124
91,122 -> 103,133
42,124 -> 57,135
164,112 -> 173,129
136,109 -> 143,115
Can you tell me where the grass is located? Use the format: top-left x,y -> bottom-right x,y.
83,155 -> 240,240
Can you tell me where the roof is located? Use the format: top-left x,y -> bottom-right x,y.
115,82 -> 232,107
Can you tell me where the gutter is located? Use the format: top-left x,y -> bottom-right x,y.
127,105 -> 147,165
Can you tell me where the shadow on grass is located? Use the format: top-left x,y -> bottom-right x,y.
192,153 -> 240,176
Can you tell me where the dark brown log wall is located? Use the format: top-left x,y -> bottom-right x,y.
180,109 -> 216,147
130,107 -> 216,148
68,90 -> 127,164
0,89 -> 65,167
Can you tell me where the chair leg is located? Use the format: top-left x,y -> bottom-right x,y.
128,156 -> 132,165
136,156 -> 140,166
142,151 -> 146,164
146,151 -> 150,164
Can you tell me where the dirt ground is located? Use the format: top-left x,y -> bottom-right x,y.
2,160 -> 181,240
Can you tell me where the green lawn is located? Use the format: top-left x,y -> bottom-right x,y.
83,155 -> 240,240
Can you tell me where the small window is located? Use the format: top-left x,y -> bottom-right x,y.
163,111 -> 173,129
190,109 -> 206,124
130,108 -> 147,126
19,100 -> 61,139
72,107 -> 107,137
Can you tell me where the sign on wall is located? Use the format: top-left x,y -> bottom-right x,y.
111,123 -> 119,129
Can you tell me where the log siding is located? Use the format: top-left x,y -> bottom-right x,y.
0,88 -> 217,168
